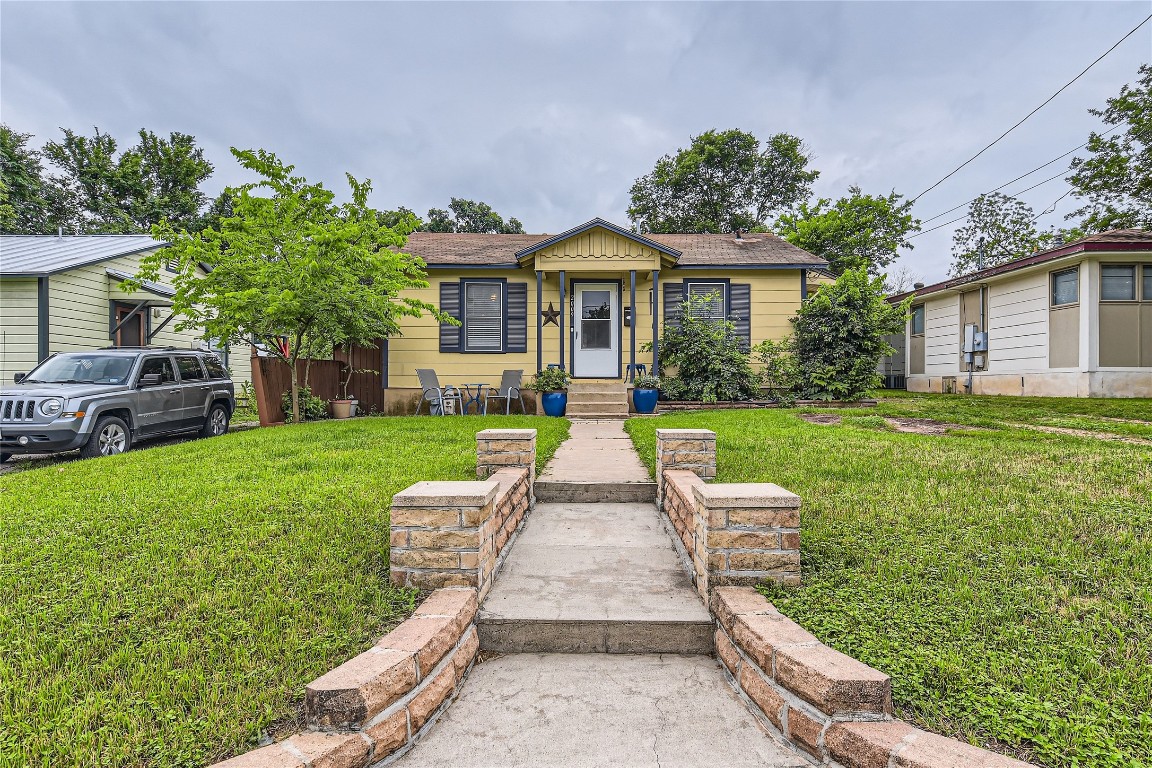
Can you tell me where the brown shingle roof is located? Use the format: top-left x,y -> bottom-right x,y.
400,229 -> 824,268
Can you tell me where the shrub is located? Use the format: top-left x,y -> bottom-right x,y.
281,386 -> 329,422
649,291 -> 759,402
632,373 -> 661,390
529,367 -> 571,392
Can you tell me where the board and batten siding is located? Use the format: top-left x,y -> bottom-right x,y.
42,249 -> 251,385
923,294 -> 960,375
0,278 -> 40,384
987,271 -> 1049,372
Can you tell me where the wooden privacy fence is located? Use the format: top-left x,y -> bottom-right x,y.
250,341 -> 387,425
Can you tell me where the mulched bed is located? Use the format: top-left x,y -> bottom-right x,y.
658,399 -> 877,412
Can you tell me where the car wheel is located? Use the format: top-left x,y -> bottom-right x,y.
200,403 -> 230,438
80,416 -> 132,459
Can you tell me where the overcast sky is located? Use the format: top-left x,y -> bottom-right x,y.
2,1 -> 1149,281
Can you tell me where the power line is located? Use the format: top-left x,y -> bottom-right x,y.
909,168 -> 1069,239
918,125 -> 1121,225
910,12 -> 1152,203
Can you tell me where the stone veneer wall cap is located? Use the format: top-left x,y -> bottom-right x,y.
655,428 -> 717,439
392,481 -> 499,507
476,428 -> 537,439
693,482 -> 800,508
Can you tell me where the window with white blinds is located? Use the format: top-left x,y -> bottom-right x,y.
687,282 -> 726,321
464,282 -> 504,352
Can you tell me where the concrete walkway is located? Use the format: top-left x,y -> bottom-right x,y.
392,420 -> 806,767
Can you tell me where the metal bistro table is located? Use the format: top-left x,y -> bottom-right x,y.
458,383 -> 489,415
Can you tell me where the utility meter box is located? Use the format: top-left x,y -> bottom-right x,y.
963,324 -> 989,354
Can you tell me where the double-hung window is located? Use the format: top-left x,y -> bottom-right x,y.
463,281 -> 504,352
1101,265 -> 1137,301
1051,268 -> 1079,306
685,281 -> 727,321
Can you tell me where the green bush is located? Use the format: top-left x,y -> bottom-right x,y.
529,367 -> 571,392
632,373 -> 661,390
281,386 -> 329,422
649,291 -> 759,402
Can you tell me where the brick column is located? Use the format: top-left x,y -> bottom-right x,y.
477,428 -> 537,503
390,481 -> 498,591
694,483 -> 800,587
656,428 -> 716,506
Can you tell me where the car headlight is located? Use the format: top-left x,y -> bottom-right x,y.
39,398 -> 63,417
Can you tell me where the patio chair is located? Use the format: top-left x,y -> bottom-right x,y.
485,369 -> 526,415
415,369 -> 463,416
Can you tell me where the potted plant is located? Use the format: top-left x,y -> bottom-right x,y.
331,365 -> 377,419
631,374 -> 661,414
530,367 -> 571,417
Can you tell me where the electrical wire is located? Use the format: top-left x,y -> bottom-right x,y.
909,168 -> 1069,239
910,12 -> 1152,203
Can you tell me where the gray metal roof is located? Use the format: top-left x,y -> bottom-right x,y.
0,235 -> 167,277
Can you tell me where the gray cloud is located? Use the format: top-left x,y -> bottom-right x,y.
2,1 -> 1148,280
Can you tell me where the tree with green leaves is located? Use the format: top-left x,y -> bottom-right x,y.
0,125 -> 52,233
423,198 -> 524,233
1067,63 -> 1151,231
949,192 -> 1041,276
43,127 -> 213,234
776,186 -> 920,276
135,148 -> 446,423
755,268 -> 909,401
628,129 -> 819,234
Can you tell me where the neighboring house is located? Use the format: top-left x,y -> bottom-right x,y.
0,235 -> 251,386
385,218 -> 826,409
885,229 -> 1152,397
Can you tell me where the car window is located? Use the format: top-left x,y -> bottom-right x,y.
138,357 -> 177,383
176,356 -> 206,381
203,356 -> 229,380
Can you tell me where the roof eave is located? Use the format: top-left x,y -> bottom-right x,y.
513,218 -> 683,261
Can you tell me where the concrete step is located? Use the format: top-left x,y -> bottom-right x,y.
568,381 -> 628,395
477,618 -> 713,654
565,413 -> 629,420
566,401 -> 628,416
535,481 -> 656,503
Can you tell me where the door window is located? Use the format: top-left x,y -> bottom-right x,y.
138,357 -> 176,383
176,356 -> 206,381
580,290 -> 612,349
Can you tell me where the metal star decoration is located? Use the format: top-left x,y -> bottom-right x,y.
541,302 -> 560,326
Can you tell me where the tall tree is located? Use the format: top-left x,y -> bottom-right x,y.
0,125 -> 52,233
422,198 -> 524,233
1066,64 -> 1152,231
43,127 -> 213,234
776,186 -> 920,276
627,129 -> 819,234
135,148 -> 447,423
949,192 -> 1040,276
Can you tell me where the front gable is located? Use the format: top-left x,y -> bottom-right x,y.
515,218 -> 680,272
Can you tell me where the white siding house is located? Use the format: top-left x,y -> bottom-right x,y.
0,235 -> 252,386
890,229 -> 1152,398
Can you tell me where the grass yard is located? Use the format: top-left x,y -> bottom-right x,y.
0,416 -> 567,768
627,398 -> 1152,768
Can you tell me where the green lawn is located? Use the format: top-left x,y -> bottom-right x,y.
627,401 -> 1152,768
0,416 -> 567,768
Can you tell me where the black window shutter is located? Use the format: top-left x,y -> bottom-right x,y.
506,283 -> 528,353
663,282 -> 683,330
729,283 -> 751,351
439,282 -> 461,353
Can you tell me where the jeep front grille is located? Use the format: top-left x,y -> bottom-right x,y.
0,398 -> 37,422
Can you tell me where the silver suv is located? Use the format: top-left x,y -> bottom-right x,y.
0,348 -> 235,463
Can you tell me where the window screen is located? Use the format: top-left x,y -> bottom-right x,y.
1051,269 -> 1078,306
910,305 -> 925,335
1101,265 -> 1136,301
464,282 -> 503,352
687,283 -> 726,321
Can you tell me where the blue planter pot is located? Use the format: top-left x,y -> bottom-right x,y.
541,391 -> 568,417
633,388 -> 659,414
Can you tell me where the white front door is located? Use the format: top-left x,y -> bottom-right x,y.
573,283 -> 619,377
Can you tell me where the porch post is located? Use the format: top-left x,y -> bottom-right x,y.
629,269 -> 637,380
559,270 -> 566,370
651,269 -> 660,372
536,270 -> 543,373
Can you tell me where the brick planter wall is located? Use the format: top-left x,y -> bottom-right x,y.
713,587 -> 1033,768
390,429 -> 535,600
215,588 -> 480,768
658,430 -> 800,595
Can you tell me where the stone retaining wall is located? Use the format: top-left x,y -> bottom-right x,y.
390,430 -> 535,600
713,587 -> 1032,768
216,587 -> 480,768
657,429 -> 800,595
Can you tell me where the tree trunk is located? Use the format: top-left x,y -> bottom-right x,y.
289,362 -> 301,424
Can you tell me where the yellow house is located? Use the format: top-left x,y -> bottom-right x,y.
385,218 -> 827,412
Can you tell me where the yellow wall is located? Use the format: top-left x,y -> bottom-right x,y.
387,267 -> 804,389
529,226 -> 666,272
